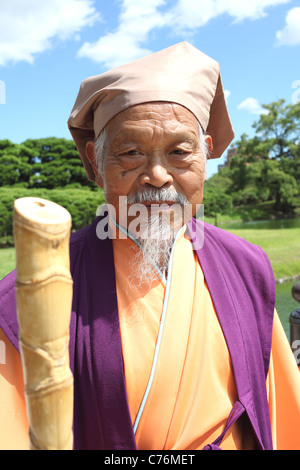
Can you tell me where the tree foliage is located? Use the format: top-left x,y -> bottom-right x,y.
0,138 -> 104,244
0,187 -> 105,245
204,99 -> 300,216
0,137 -> 95,189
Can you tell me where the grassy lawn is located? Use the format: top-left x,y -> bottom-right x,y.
204,201 -> 284,226
0,226 -> 299,282
0,247 -> 15,280
221,227 -> 300,281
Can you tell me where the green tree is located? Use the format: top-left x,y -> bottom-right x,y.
253,99 -> 300,160
0,138 -> 96,189
228,99 -> 300,213
22,138 -> 94,189
204,167 -> 233,218
259,160 -> 298,211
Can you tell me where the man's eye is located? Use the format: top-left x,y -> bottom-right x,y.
172,149 -> 187,155
125,149 -> 140,156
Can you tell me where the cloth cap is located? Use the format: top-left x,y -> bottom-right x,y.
68,41 -> 234,182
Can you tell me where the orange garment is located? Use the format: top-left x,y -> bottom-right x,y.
114,228 -> 254,449
113,228 -> 300,450
0,328 -> 30,450
267,312 -> 300,450
0,230 -> 300,449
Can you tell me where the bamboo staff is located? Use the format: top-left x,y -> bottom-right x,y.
13,197 -> 73,450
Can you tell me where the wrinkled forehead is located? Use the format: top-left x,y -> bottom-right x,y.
104,101 -> 201,140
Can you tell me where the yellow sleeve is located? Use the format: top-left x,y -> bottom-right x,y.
0,328 -> 29,450
267,311 -> 300,450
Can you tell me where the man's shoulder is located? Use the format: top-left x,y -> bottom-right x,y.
0,218 -> 103,351
0,269 -> 18,350
202,220 -> 266,258
70,223 -> 91,246
69,221 -> 96,262
202,220 -> 252,245
194,219 -> 274,279
0,270 -> 16,302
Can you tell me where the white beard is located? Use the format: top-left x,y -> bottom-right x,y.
126,189 -> 189,289
128,214 -> 177,289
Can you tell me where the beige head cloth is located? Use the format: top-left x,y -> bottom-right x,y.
68,41 -> 234,182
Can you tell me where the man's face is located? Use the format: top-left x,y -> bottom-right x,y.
88,102 -> 211,226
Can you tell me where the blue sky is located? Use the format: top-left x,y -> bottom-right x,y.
0,0 -> 299,179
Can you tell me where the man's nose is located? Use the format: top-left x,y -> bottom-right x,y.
139,156 -> 173,188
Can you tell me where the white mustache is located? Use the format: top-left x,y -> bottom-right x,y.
127,188 -> 189,205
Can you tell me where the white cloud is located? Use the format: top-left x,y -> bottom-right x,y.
224,90 -> 231,102
237,97 -> 269,115
0,0 -> 100,66
77,0 -> 167,68
1,0 -> 294,68
276,7 -> 300,46
167,0 -> 291,32
77,0 -> 291,68
220,0 -> 291,21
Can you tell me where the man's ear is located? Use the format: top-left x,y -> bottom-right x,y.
85,141 -> 104,188
205,135 -> 213,154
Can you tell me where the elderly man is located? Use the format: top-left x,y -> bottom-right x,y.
0,42 -> 300,450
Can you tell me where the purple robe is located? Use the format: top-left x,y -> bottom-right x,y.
0,216 -> 275,450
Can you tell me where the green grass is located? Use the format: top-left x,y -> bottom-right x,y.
0,247 -> 15,280
222,227 -> 300,281
204,201 -> 300,226
204,201 -> 281,225
0,226 -> 299,282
